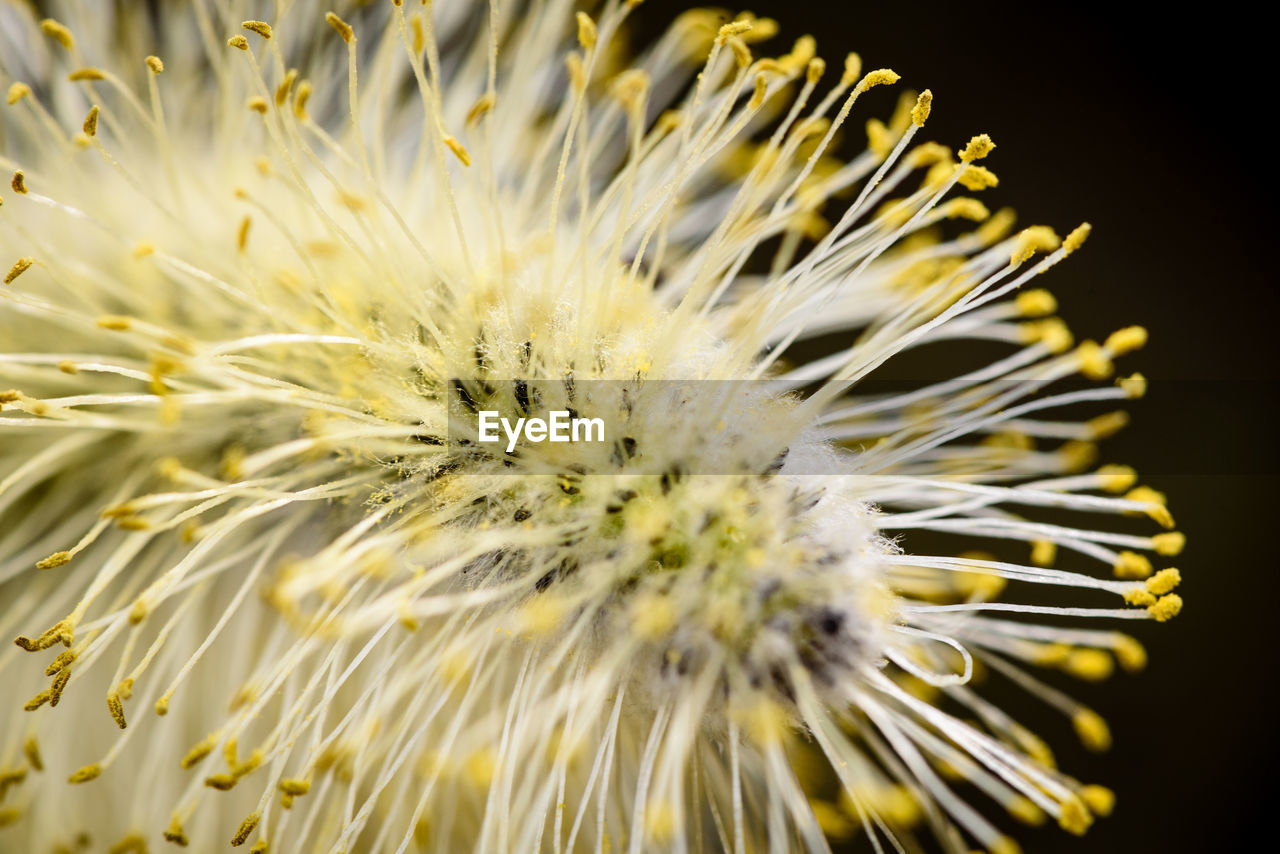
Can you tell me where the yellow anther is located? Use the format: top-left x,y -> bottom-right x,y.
275,68 -> 298,106
325,11 -> 355,42
68,68 -> 106,82
164,817 -> 190,846
242,20 -> 273,39
1079,785 -> 1115,817
990,835 -> 1024,854
1122,587 -> 1156,607
839,53 -> 860,85
4,257 -> 33,285
248,96 -> 269,114
1072,709 -> 1111,752
749,72 -> 769,108
1112,550 -> 1152,580
1087,410 -> 1129,439
83,105 -> 99,137
728,36 -> 752,68
250,842 -> 269,854
910,89 -> 933,126
180,734 -> 217,769
205,773 -> 238,790
107,692 -> 127,729
1117,372 -> 1147,399
1062,222 -> 1092,255
1125,485 -> 1174,528
1112,635 -> 1147,672
0,389 -> 20,404
976,206 -> 1017,245
1105,325 -> 1148,355
565,52 -> 586,92
1075,340 -> 1113,380
1015,289 -> 1056,317
237,216 -> 252,252
1058,795 -> 1093,835
576,12 -> 598,50
717,21 -> 754,43
6,82 -> 32,105
146,56 -> 165,74
231,811 -> 261,847
1151,531 -> 1185,556
40,19 -> 75,49
1147,593 -> 1183,622
132,241 -> 156,258
939,197 -> 989,222
467,93 -> 496,125
959,133 -> 995,162
444,136 -> 471,167
1145,567 -> 1181,595
810,799 -> 854,838
24,735 -> 43,771
228,35 -> 249,50
280,777 -> 311,796
1007,795 -> 1045,826
11,170 -> 27,194
958,164 -> 999,191
45,648 -> 76,676
1034,642 -> 1070,666
295,80 -> 313,119
1029,539 -> 1056,567
1064,648 -> 1114,681
806,57 -> 826,84
858,68 -> 900,91
1059,439 -> 1097,471
68,763 -> 102,784
1010,225 -> 1061,265
118,677 -> 134,700
1097,464 -> 1137,492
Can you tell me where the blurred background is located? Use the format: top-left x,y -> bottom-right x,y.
629,2 -> 1277,851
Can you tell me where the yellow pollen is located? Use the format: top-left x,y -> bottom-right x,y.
1063,648 -> 1113,681
227,35 -> 249,50
40,19 -> 75,50
1112,635 -> 1147,672
231,811 -> 261,847
83,105 -> 99,137
1010,225 -> 1060,265
1151,531 -> 1185,556
1147,593 -> 1182,622
1058,795 -> 1093,835
275,68 -> 298,106
858,68 -> 900,91
1126,485 -> 1175,528
1062,222 -> 1092,254
1075,340 -> 1113,380
1029,540 -> 1056,567
248,96 -> 269,114
1072,709 -> 1111,752
68,68 -> 106,82
68,763 -> 102,784
295,80 -> 313,118
242,21 -> 273,39
957,164 -> 999,191
4,257 -> 33,285
326,12 -> 355,43
24,736 -> 43,771
1117,372 -> 1147,398
1122,587 -> 1156,607
467,93 -> 496,125
959,133 -> 995,162
1105,325 -> 1148,355
11,171 -> 27,194
806,57 -> 826,84
6,82 -> 32,104
1145,567 -> 1181,595
107,692 -> 127,729
146,55 -> 165,74
911,89 -> 933,126
1079,785 -> 1116,817
1015,288 -> 1057,316
444,136 -> 472,167
576,12 -> 598,50
1112,550 -> 1152,579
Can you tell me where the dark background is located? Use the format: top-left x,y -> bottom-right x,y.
629,2 -> 1276,852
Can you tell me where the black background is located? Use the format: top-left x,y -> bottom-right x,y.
628,2 -> 1276,852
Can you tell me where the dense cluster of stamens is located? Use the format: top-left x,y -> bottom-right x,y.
0,2 -> 1181,852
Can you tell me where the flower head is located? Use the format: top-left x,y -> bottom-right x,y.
0,2 -> 1181,852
